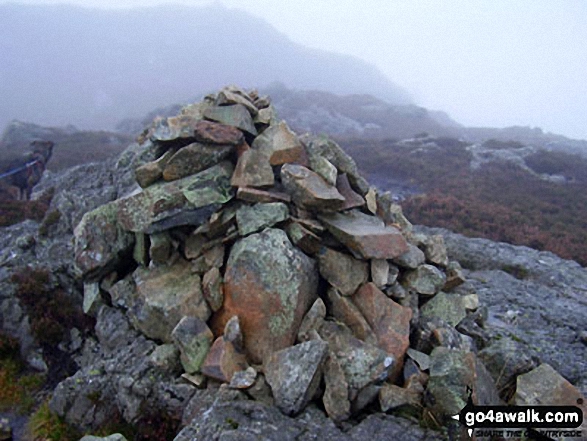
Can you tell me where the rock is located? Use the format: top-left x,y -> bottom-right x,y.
201,336 -> 248,383
379,383 -> 421,413
229,366 -> 257,389
162,142 -> 234,181
149,107 -> 208,142
422,235 -> 449,267
236,202 -> 289,236
392,243 -> 426,269
406,349 -> 431,371
216,89 -> 259,117
204,104 -> 257,136
403,264 -> 446,296
115,161 -> 234,233
376,192 -> 413,232
264,339 -> 328,416
148,344 -> 181,374
365,187 -> 377,214
171,316 -> 214,374
371,259 -> 389,288
213,228 -> 318,363
83,282 -> 104,316
80,435 -> 128,441
326,287 -> 376,345
252,121 -> 303,165
149,231 -> 172,265
202,267 -> 224,312
478,337 -> 538,399
425,347 -> 501,420
133,232 -> 149,266
420,291 -> 468,327
319,321 -> 393,401
181,373 -> 207,388
130,258 -> 210,342
285,222 -> 322,256
135,157 -> 165,188
443,261 -> 466,290
323,354 -> 351,422
309,156 -> 338,186
319,210 -> 409,260
281,164 -> 345,211
193,120 -> 244,145
203,245 -> 225,269
352,283 -> 412,379
297,297 -> 326,342
336,173 -> 365,210
236,187 -> 291,204
230,148 -> 274,188
317,247 -> 368,296
74,201 -> 135,280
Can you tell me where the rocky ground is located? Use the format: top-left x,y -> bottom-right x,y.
0,86 -> 585,441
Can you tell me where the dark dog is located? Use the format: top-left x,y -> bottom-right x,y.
1,140 -> 54,200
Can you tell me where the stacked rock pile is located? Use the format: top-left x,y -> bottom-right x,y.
73,86 -> 585,432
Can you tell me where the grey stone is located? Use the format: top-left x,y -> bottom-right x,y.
252,121 -> 303,165
371,259 -> 389,288
83,282 -> 103,316
392,243 -> 426,269
171,316 -> 214,374
403,264 -> 446,296
231,148 -> 274,188
162,142 -> 234,181
420,291 -> 468,327
309,155 -> 338,186
317,247 -> 368,296
281,164 -> 345,211
236,202 -> 289,236
297,297 -> 327,342
204,104 -> 257,136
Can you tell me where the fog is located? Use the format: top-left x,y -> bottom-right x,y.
1,0 -> 586,140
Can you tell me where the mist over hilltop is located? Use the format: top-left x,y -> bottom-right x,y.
0,3 -> 411,132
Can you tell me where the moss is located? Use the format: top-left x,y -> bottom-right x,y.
27,401 -> 81,441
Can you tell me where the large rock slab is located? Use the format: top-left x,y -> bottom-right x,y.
319,210 -> 409,259
212,228 -> 318,363
74,201 -> 135,281
204,104 -> 257,136
130,259 -> 211,342
281,164 -> 345,211
162,142 -> 234,181
265,340 -> 328,416
252,121 -> 304,165
115,161 -> 234,233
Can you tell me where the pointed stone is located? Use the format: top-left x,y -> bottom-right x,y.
231,149 -> 274,188
444,261 -> 466,291
281,164 -> 345,211
212,229 -> 318,364
327,287 -> 376,345
201,336 -> 249,383
319,210 -> 409,260
285,222 -> 322,256
264,340 -> 328,416
83,282 -> 103,316
420,291 -> 468,327
162,142 -> 234,181
371,259 -> 389,288
236,187 -> 291,204
309,156 -> 338,186
376,192 -> 413,231
193,120 -> 244,145
202,267 -> 224,312
365,187 -> 377,214
404,264 -> 446,296
252,121 -> 303,165
236,202 -> 289,236
171,316 -> 214,374
318,247 -> 368,296
323,354 -> 351,422
297,298 -> 326,342
393,243 -> 426,269
216,89 -> 259,116
336,174 -> 365,210
204,104 -> 257,136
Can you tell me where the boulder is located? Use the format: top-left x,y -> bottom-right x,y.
213,228 -> 318,363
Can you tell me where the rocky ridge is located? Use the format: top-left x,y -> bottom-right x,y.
1,86 -> 585,440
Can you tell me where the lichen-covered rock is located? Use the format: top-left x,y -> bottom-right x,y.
419,291 -> 468,327
403,264 -> 446,296
171,316 -> 214,374
281,164 -> 346,211
252,121 -> 303,165
204,104 -> 257,136
230,148 -> 274,188
162,142 -> 234,181
265,339 -> 328,416
212,228 -> 318,363
317,247 -> 368,296
236,202 -> 289,236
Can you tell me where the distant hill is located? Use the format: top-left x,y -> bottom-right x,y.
0,3 -> 411,132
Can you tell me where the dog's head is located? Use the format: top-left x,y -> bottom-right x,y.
31,140 -> 54,163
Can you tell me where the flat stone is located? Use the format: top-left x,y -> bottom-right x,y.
327,287 -> 376,345
371,259 -> 389,288
171,316 -> 214,374
297,297 -> 326,342
162,142 -> 234,181
420,291 -> 468,327
236,202 -> 289,236
281,164 -> 345,211
252,121 -> 303,165
229,366 -> 258,389
236,187 -> 291,204
285,222 -> 322,256
309,155 -> 338,186
317,247 -> 368,296
130,258 -> 210,342
319,210 -> 409,260
406,348 -> 431,371
318,321 -> 393,401
149,111 -> 207,142
323,354 -> 351,422
336,174 -> 365,210
204,104 -> 257,136
135,148 -> 176,188
212,228 -> 318,364
392,243 -> 426,269
403,264 -> 447,296
264,339 -> 328,416
201,336 -> 249,383
74,201 -> 135,281
193,120 -> 244,145
352,283 -> 412,380
202,267 -> 224,312
231,149 -> 274,188
216,90 -> 259,116
444,261 -> 466,291
181,372 -> 206,388
115,161 -> 234,233
379,384 -> 422,413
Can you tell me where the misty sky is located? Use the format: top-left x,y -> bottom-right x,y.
3,0 -> 587,140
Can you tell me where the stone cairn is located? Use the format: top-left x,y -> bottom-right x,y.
73,85 -> 585,430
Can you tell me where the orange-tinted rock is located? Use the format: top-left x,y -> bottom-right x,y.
212,228 -> 318,364
281,164 -> 345,211
230,149 -> 274,188
200,336 -> 248,383
252,121 -> 303,165
326,287 -> 376,345
319,210 -> 409,259
336,174 -> 365,210
193,120 -> 244,145
352,283 -> 412,380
